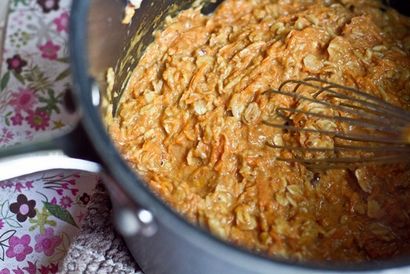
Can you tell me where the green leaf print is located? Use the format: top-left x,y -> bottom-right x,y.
44,202 -> 78,228
0,72 -> 10,92
24,65 -> 52,93
38,89 -> 63,114
0,200 -> 21,228
12,70 -> 25,84
55,68 -> 71,82
0,200 -> 9,218
4,218 -> 22,228
56,57 -> 70,63
4,112 -> 12,127
12,0 -> 30,7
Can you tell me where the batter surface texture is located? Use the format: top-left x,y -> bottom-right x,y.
109,0 -> 410,262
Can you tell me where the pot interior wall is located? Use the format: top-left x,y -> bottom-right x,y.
87,0 -> 221,117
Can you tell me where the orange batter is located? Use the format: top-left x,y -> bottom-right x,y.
108,0 -> 410,262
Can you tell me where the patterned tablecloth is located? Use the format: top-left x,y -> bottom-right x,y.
0,0 -> 99,273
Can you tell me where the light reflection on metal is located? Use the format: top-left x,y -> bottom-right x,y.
0,151 -> 102,181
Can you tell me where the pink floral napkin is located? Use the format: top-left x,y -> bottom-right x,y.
0,0 -> 98,273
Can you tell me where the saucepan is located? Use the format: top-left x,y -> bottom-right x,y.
1,0 -> 410,273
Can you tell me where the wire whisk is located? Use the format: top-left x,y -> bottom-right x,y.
263,78 -> 410,170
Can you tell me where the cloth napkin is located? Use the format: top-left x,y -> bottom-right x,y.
0,0 -> 140,273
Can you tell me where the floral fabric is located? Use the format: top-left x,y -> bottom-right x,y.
0,0 -> 98,272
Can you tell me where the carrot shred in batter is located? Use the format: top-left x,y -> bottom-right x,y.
109,0 -> 410,262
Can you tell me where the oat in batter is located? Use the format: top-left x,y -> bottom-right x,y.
109,0 -> 410,262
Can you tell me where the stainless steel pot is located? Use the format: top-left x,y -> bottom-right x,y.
1,0 -> 410,273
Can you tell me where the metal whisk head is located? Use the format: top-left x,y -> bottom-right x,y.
263,78 -> 410,170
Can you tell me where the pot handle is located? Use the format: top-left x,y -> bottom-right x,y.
0,121 -> 158,237
0,124 -> 102,181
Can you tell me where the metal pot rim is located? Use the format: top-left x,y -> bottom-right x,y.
69,1 -> 410,273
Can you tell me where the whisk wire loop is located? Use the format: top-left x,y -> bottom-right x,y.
264,78 -> 410,169
279,78 -> 410,122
